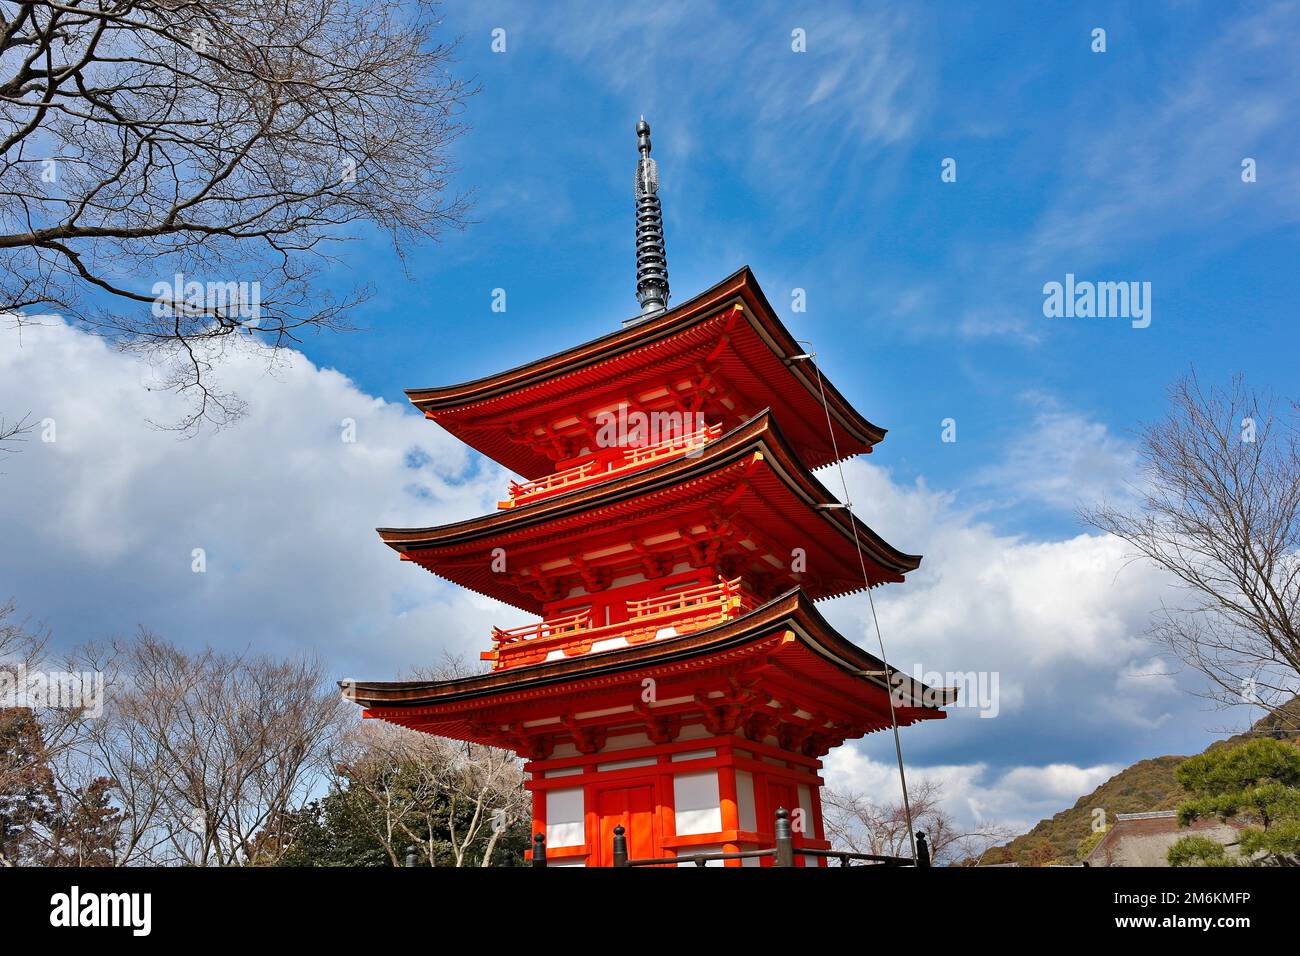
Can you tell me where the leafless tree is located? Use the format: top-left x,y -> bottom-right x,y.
1083,372 -> 1300,730
0,601 -> 43,676
1,0 -> 472,429
59,640 -> 170,865
443,736 -> 528,867
335,713 -> 527,867
330,720 -> 439,867
823,778 -> 1012,866
0,413 -> 30,444
397,654 -> 529,866
70,632 -> 346,865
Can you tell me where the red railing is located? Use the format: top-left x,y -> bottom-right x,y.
482,577 -> 747,668
500,462 -> 597,506
626,576 -> 743,620
498,423 -> 723,509
491,610 -> 590,647
624,423 -> 722,465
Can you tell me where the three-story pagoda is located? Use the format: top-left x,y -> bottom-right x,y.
344,121 -> 953,866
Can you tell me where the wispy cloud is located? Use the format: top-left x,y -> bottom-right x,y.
480,1 -> 928,200
1025,0 -> 1300,269
972,392 -> 1141,512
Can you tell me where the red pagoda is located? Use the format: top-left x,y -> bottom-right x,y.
344,121 -> 954,866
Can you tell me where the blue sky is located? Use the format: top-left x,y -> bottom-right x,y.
4,0 -> 1299,832
308,0 -> 1300,537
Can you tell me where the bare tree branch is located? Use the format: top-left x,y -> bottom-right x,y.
1082,370 -> 1300,730
66,631 -> 346,865
1,0 -> 473,430
0,411 -> 33,463
823,778 -> 1013,866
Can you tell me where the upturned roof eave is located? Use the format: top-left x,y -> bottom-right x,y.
402,266 -> 886,451
340,586 -> 954,713
376,408 -> 922,575
403,267 -> 759,406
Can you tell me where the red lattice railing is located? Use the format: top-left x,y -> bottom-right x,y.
498,423 -> 723,509
482,577 -> 747,668
491,610 -> 590,647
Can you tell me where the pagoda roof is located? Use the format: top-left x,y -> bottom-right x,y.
378,409 -> 921,613
405,267 -> 885,479
343,587 -> 953,757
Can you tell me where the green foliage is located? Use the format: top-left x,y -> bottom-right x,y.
1177,738 -> 1300,806
1167,835 -> 1231,867
1169,737 -> 1300,866
276,787 -> 393,867
1076,826 -> 1107,860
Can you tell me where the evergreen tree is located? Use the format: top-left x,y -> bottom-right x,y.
1169,738 -> 1300,866
0,708 -> 59,865
48,778 -> 123,866
275,757 -> 530,867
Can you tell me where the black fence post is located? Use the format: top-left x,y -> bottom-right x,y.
532,832 -> 547,868
915,831 -> 931,869
404,845 -> 418,868
612,824 -> 629,867
611,822 -> 631,868
774,807 -> 794,867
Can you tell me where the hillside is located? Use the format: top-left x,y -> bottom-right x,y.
981,698 -> 1300,866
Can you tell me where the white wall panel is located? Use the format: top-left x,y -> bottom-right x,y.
674,771 -> 722,835
736,770 -> 756,831
546,786 -> 585,847
671,748 -> 715,762
597,756 -> 657,772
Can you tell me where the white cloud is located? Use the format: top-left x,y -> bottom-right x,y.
0,317 -> 520,676
833,451 -> 1166,679
812,422 -> 1210,836
823,747 -> 1120,837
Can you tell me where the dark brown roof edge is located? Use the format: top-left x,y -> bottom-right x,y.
375,407 -> 922,574
404,266 -> 885,449
340,587 -> 954,711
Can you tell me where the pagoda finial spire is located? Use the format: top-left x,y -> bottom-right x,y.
634,117 -> 669,316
